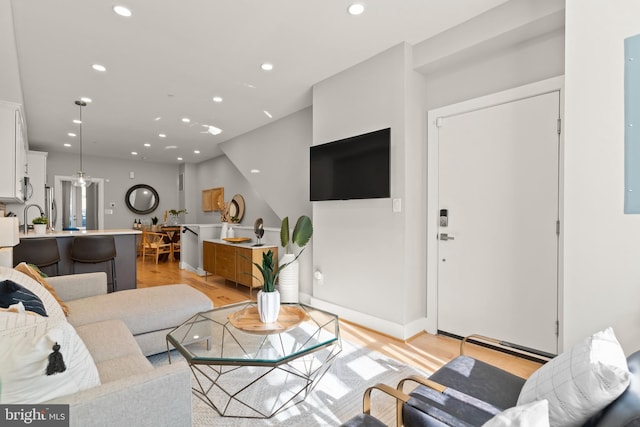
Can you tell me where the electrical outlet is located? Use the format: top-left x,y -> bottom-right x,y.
105,209 -> 113,215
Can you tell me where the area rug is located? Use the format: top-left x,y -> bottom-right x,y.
148,339 -> 430,426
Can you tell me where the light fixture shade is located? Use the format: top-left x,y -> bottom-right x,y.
72,100 -> 92,187
71,171 -> 92,187
0,217 -> 20,246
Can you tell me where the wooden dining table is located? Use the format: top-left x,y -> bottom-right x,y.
160,226 -> 181,261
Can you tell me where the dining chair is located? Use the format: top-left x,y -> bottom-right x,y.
141,231 -> 172,264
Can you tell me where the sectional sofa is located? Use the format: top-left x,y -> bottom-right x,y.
0,266 -> 213,427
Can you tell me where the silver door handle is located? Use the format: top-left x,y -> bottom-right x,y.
440,233 -> 455,241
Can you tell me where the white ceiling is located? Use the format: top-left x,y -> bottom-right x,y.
10,0 -> 507,164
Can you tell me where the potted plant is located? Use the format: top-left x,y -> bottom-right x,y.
247,249 -> 302,323
167,209 -> 187,226
278,215 -> 313,302
151,216 -> 159,231
217,200 -> 231,238
32,215 -> 48,234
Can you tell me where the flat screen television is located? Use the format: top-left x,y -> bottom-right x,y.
310,128 -> 390,201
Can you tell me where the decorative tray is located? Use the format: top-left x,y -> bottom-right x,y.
227,305 -> 309,334
223,237 -> 252,243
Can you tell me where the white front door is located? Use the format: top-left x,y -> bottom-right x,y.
436,91 -> 560,355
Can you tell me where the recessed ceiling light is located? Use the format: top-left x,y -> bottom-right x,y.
250,169 -> 261,174
73,119 -> 82,124
261,63 -> 273,71
165,145 -> 177,150
194,150 -> 200,154
263,110 -> 273,119
154,116 -> 161,121
113,5 -> 132,17
68,132 -> 76,137
144,143 -> 151,147
80,97 -> 92,103
131,151 -> 138,155
159,133 -> 166,138
244,83 -> 256,89
181,117 -> 190,123
212,96 -> 223,103
63,143 -> 72,147
177,157 -> 183,161
204,125 -> 222,135
92,64 -> 107,72
348,3 -> 365,15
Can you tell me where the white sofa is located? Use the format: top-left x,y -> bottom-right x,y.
0,267 -> 213,427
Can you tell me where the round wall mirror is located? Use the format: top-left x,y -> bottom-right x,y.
229,194 -> 245,222
125,184 -> 160,215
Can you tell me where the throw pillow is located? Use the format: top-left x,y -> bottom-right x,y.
0,312 -> 101,404
482,400 -> 549,427
14,262 -> 70,316
0,267 -> 65,322
517,327 -> 630,427
0,280 -> 48,316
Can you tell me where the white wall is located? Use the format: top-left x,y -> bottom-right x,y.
220,107 -> 312,222
0,0 -> 23,104
311,43 -> 427,336
563,0 -> 640,353
46,151 -> 180,229
195,155 -> 280,228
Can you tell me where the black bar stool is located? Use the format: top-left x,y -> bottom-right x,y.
71,236 -> 118,292
13,238 -> 61,276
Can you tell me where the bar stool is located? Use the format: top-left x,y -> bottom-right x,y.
13,238 -> 61,276
71,236 -> 117,292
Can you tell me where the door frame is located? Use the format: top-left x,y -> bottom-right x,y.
425,76 -> 565,351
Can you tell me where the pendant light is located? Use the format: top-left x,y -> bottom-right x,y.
71,100 -> 92,187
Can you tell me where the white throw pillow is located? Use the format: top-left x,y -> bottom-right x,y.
0,312 -> 101,404
517,327 -> 630,427
482,400 -> 549,427
0,266 -> 66,322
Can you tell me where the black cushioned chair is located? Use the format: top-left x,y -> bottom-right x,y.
71,236 -> 117,292
12,237 -> 61,276
341,338 -> 640,427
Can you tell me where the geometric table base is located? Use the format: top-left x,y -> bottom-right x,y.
189,340 -> 342,418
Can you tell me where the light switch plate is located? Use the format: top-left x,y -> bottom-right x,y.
392,198 -> 402,213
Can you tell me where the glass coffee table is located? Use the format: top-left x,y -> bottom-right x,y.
166,301 -> 341,418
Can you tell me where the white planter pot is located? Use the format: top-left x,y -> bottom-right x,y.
278,253 -> 299,303
257,290 -> 280,323
33,224 -> 47,234
220,222 -> 229,239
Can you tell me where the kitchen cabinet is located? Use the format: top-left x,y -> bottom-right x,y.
0,101 -> 27,203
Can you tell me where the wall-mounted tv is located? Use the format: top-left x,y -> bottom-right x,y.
310,128 -> 390,201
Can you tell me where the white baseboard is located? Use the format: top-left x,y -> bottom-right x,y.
308,297 -> 428,340
179,262 -> 207,276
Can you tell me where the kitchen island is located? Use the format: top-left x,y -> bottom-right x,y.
16,229 -> 141,291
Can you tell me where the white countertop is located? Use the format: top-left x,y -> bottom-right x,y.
19,229 -> 142,239
202,238 -> 277,249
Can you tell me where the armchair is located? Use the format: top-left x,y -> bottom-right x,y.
341,334 -> 640,427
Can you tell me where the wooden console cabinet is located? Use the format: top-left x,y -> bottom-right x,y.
203,240 -> 278,295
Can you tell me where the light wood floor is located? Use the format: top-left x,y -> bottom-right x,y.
137,258 -> 542,379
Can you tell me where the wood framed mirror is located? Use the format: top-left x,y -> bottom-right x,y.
125,184 -> 159,215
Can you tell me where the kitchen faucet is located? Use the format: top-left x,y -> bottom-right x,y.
23,203 -> 45,233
